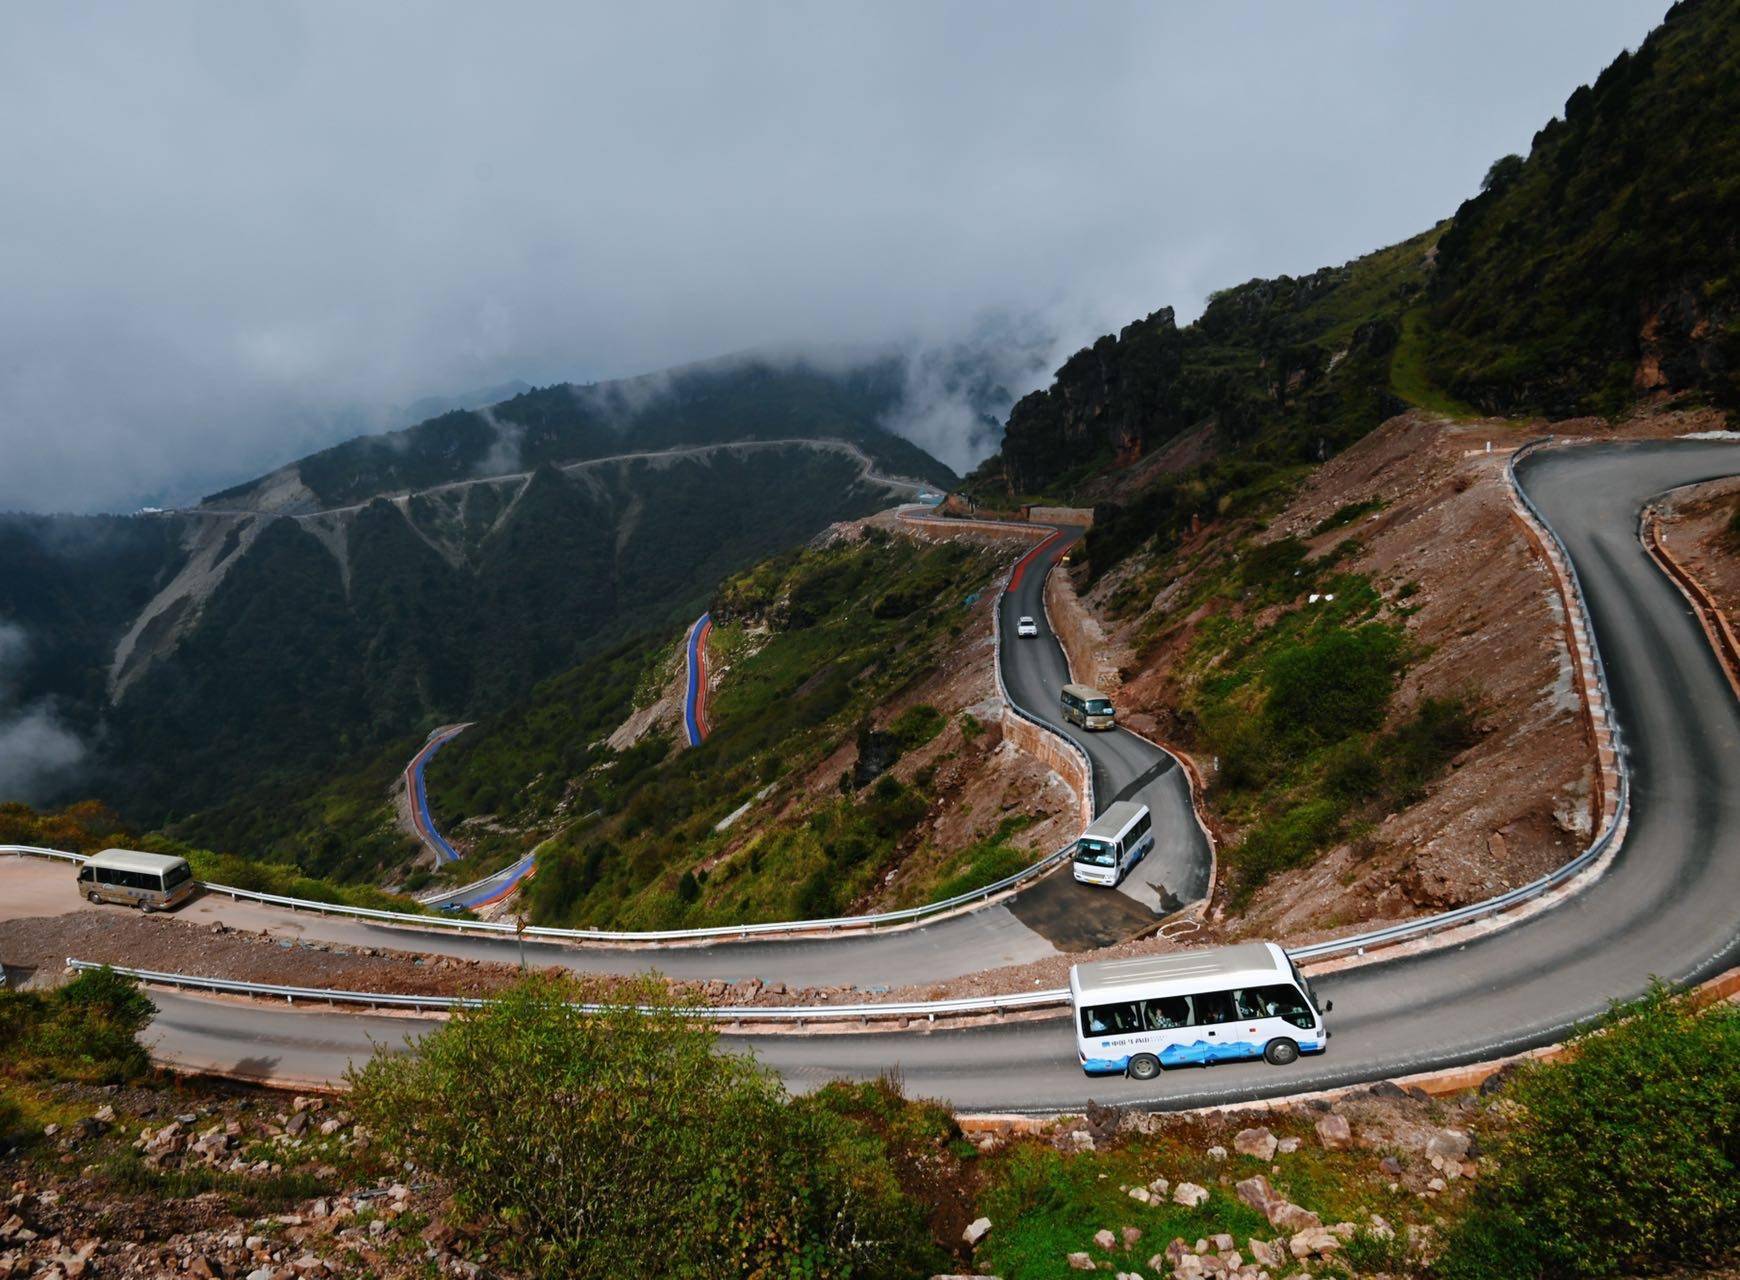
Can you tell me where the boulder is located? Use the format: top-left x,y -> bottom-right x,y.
1234,1174 -> 1277,1214
1146,1177 -> 1170,1197
1094,1228 -> 1117,1250
1172,1182 -> 1210,1208
1206,1145 -> 1228,1161
1067,1252 -> 1096,1271
1276,1135 -> 1300,1154
1210,1233 -> 1234,1252
1248,1236 -> 1287,1268
1233,1127 -> 1277,1160
1121,1226 -> 1142,1248
1127,1185 -> 1152,1204
1289,1226 -> 1342,1259
1313,1113 -> 1352,1150
963,1217 -> 992,1247
1426,1128 -> 1471,1164
1266,1202 -> 1322,1234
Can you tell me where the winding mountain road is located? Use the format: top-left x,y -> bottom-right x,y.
109,439 -> 1740,1108
161,512 -> 1210,988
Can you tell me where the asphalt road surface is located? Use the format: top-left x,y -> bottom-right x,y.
128,440 -> 1740,1109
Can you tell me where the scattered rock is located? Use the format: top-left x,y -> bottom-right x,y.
1093,1228 -> 1116,1250
1067,1251 -> 1096,1271
1314,1113 -> 1352,1150
1267,1202 -> 1323,1234
1206,1145 -> 1228,1161
963,1217 -> 992,1247
1276,1135 -> 1300,1154
1127,1185 -> 1151,1204
1248,1236 -> 1287,1268
1290,1225 -> 1343,1259
1172,1182 -> 1209,1208
1121,1226 -> 1142,1248
1233,1127 -> 1277,1160
1234,1175 -> 1276,1214
1426,1128 -> 1471,1164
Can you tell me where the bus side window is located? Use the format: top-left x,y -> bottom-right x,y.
78,866 -> 93,882
1232,989 -> 1267,1020
1143,995 -> 1191,1030
1255,984 -> 1315,1030
1082,1001 -> 1143,1036
1192,991 -> 1234,1025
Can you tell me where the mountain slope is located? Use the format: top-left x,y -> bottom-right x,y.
1426,0 -> 1740,415
107,443 -> 908,828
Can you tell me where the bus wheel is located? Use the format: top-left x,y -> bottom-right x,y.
1264,1038 -> 1299,1066
1127,1054 -> 1161,1081
86,891 -> 101,904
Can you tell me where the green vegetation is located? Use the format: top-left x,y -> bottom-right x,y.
1159,543 -> 1478,901
107,443 -> 900,859
1440,984 -> 1740,1279
1310,498 -> 1384,537
1427,0 -> 1740,416
0,966 -> 154,1085
348,973 -> 948,1278
980,229 -> 1438,532
423,532 -> 1006,929
912,815 -> 1038,906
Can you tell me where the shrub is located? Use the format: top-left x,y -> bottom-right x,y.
0,967 -> 155,1083
889,703 -> 947,751
1231,797 -> 1344,898
1439,985 -> 1740,1279
348,974 -> 935,1278
1263,624 -> 1401,744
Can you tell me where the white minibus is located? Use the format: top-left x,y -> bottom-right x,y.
1060,683 -> 1115,731
1069,942 -> 1330,1080
76,849 -> 198,912
1072,801 -> 1154,887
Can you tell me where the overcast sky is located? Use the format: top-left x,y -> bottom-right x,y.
0,2 -> 1668,512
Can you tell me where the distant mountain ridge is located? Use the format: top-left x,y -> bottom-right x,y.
204,355 -> 955,516
0,353 -> 959,829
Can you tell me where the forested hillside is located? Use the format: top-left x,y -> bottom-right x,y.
976,0 -> 1736,582
109,445 -> 898,831
1426,0 -> 1739,414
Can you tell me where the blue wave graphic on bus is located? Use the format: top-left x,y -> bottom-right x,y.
1086,1036 -> 1326,1074
1160,1039 -> 1261,1065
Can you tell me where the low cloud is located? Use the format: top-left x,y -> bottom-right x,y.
0,3 -> 1667,513
0,622 -> 87,804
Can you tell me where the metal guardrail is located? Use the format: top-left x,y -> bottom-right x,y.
64,958 -> 1070,1022
23,439 -> 1638,1002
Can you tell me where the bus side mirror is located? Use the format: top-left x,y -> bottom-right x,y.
1324,1000 -> 1334,1013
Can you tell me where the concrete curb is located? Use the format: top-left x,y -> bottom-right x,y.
1642,502 -> 1740,700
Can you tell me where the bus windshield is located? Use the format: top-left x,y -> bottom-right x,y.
1074,838 -> 1117,867
1084,699 -> 1112,716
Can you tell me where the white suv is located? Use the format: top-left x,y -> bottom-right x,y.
1016,615 -> 1039,637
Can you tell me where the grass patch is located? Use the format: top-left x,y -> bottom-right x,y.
1389,306 -> 1483,418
